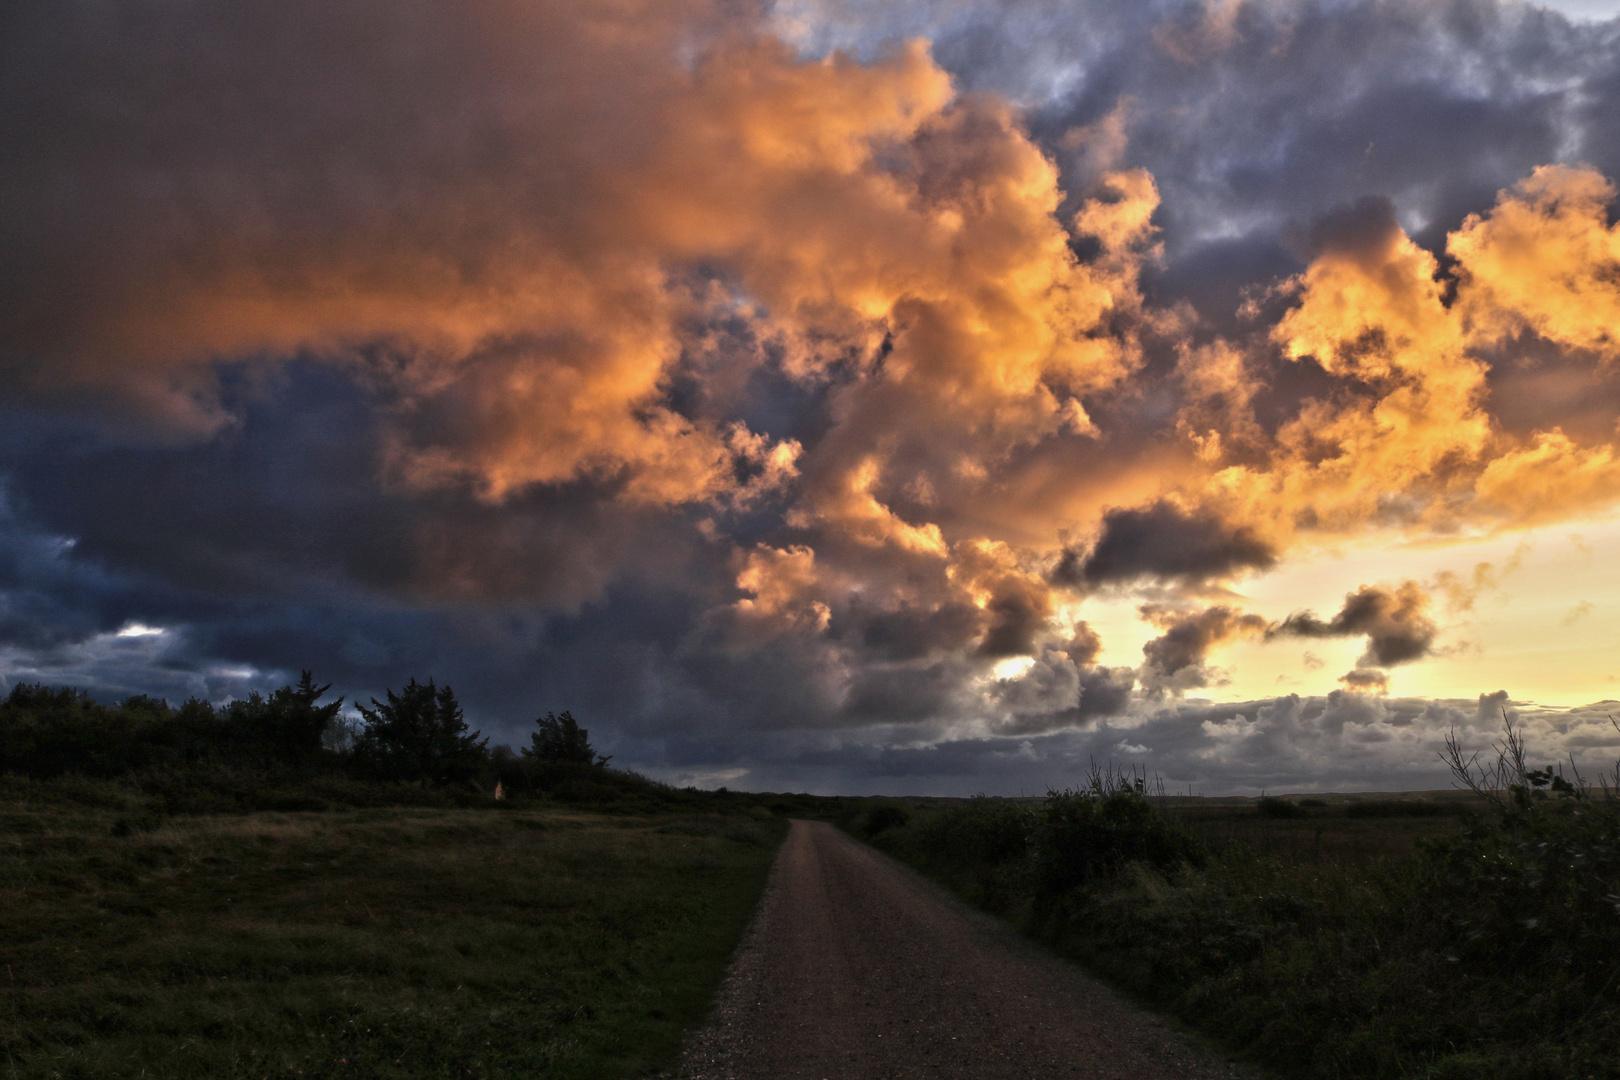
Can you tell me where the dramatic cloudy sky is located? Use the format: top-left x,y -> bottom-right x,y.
6,0 -> 1620,794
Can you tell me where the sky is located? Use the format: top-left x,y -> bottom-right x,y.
5,0 -> 1620,795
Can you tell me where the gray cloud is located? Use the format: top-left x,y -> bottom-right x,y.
2,0 -> 1619,797
1056,501 -> 1276,586
1273,582 -> 1440,667
1338,668 -> 1391,693
633,690 -> 1620,795
1137,604 -> 1272,694
788,0 -> 1617,296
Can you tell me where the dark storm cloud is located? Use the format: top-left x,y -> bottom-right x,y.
1,430 -> 1609,796
841,662 -> 965,724
1273,582 -> 1440,667
1304,197 -> 1407,264
0,365 -> 673,608
1137,604 -> 1272,693
6,0 -> 1620,798
852,602 -> 983,662
0,0 -> 825,511
971,622 -> 1135,735
1051,0 -> 1594,252
1076,665 -> 1136,718
0,469 -> 728,753
0,369 -> 735,745
988,660 -> 1137,736
976,579 -> 1052,658
1339,668 -> 1391,693
795,0 -> 1615,293
1056,501 -> 1276,586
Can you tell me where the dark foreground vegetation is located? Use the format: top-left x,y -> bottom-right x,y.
845,726 -> 1620,1080
0,789 -> 791,1079
10,675 -> 1620,1079
0,678 -> 846,1078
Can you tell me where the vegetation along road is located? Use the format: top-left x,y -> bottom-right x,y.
676,820 -> 1250,1080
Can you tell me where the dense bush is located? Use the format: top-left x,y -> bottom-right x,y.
887,793 -> 1023,867
1030,778 -> 1205,900
861,802 -> 911,836
868,780 -> 1204,918
1256,795 -> 1309,818
1428,795 -> 1620,993
0,675 -> 342,778
865,796 -> 1030,913
911,796 -> 1030,868
221,672 -> 345,768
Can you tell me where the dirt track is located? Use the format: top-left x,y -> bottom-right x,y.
675,819 -> 1253,1080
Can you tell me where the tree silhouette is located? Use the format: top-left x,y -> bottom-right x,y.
223,671 -> 344,768
524,710 -> 609,767
354,678 -> 487,783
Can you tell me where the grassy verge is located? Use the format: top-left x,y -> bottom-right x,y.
0,788 -> 787,1079
845,790 -> 1620,1080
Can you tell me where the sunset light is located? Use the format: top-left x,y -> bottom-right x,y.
5,0 -> 1620,794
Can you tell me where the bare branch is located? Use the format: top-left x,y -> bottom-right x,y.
1441,725 -> 1506,811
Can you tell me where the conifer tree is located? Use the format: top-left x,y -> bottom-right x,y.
354,678 -> 487,783
524,710 -> 609,767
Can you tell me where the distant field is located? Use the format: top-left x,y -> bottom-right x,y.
965,790 -> 1481,860
1164,795 -> 1477,861
0,796 -> 786,1079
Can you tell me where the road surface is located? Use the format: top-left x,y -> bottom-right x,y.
674,819 -> 1254,1079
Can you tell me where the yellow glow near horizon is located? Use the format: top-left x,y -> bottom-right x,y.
1080,515 -> 1620,706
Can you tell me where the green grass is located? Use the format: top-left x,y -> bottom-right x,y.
0,793 -> 786,1079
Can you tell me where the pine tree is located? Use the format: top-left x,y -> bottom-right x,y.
222,671 -> 344,769
354,678 -> 487,783
524,710 -> 609,767
283,671 -> 344,759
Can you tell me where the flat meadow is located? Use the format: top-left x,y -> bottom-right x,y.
0,783 -> 786,1080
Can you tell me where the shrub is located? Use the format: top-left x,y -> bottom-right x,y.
1426,796 -> 1620,993
1,685 -> 181,777
1257,795 -> 1309,818
856,717 -> 1620,1079
1030,772 -> 1204,901
862,802 -> 911,836
876,796 -> 1034,914
0,676 -> 344,779
1431,711 -> 1620,987
911,796 -> 1031,868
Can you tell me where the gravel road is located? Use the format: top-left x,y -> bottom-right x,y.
673,819 -> 1255,1080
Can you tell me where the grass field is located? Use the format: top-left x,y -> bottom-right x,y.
0,791 -> 786,1079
